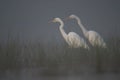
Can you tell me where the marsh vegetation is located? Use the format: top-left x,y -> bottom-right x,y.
0,36 -> 120,80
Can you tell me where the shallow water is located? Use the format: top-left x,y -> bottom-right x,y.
0,68 -> 120,80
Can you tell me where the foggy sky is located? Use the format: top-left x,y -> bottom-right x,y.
0,0 -> 120,44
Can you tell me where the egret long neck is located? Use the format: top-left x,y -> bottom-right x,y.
76,17 -> 88,36
59,20 -> 68,41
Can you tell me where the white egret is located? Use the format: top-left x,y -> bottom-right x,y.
50,17 -> 89,49
65,14 -> 107,48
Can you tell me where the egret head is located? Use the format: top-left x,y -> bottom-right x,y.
69,14 -> 77,19
52,18 -> 61,23
67,14 -> 81,23
63,14 -> 78,21
49,18 -> 62,23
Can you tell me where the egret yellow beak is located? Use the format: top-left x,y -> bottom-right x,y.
63,17 -> 70,21
48,19 -> 55,23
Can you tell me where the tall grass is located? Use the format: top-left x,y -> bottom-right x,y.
0,36 -> 120,74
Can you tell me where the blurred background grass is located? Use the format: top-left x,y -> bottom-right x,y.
0,35 -> 120,75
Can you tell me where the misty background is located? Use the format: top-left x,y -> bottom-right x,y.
0,0 -> 120,44
0,0 -> 120,80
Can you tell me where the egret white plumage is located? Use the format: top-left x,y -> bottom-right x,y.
65,14 -> 107,48
50,17 -> 89,49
